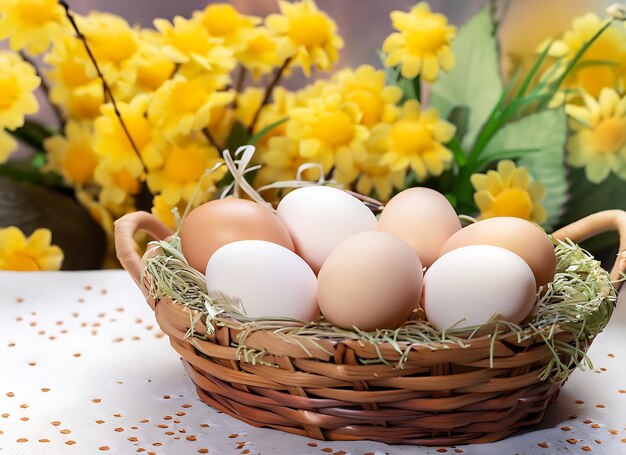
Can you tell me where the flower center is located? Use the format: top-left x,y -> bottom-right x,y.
590,117 -> 626,154
488,188 -> 533,220
171,79 -> 209,113
314,111 -> 354,147
0,74 -> 19,109
390,120 -> 433,155
58,59 -> 91,88
10,253 -> 40,271
201,4 -> 241,36
575,65 -> 616,99
345,90 -> 382,127
16,0 -> 58,26
114,168 -> 139,194
64,145 -> 97,183
164,145 -> 206,183
289,13 -> 331,47
406,23 -> 448,53
247,34 -> 275,54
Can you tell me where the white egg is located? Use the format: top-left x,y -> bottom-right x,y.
205,240 -> 319,321
276,186 -> 377,273
423,245 -> 537,331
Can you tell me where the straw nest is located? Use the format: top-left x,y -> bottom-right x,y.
142,235 -> 617,383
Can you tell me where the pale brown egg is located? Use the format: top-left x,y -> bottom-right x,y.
439,217 -> 556,288
179,199 -> 294,273
317,231 -> 423,331
378,188 -> 461,267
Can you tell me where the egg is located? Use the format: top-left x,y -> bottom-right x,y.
439,217 -> 556,288
180,198 -> 294,273
276,186 -> 377,273
378,188 -> 461,267
423,245 -> 537,331
205,240 -> 319,321
317,231 -> 423,331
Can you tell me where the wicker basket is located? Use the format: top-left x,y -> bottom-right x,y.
115,210 -> 626,446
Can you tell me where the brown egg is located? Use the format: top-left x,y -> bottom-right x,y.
378,188 -> 461,267
439,217 -> 556,288
317,231 -> 423,331
180,199 -> 294,273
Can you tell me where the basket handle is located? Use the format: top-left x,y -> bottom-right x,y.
114,211 -> 174,289
552,209 -> 626,288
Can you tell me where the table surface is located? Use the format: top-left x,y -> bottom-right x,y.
1,271 -> 625,455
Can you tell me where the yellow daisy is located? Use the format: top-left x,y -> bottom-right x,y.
44,121 -> 98,186
334,65 -> 403,128
551,13 -> 626,98
151,195 -> 186,230
254,87 -> 296,143
153,15 -> 235,73
0,226 -> 63,271
148,74 -> 233,139
471,160 -> 547,223
0,130 -> 17,163
146,135 -> 225,206
44,35 -> 104,120
116,38 -> 176,101
0,0 -> 68,55
236,26 -> 283,79
266,0 -> 344,76
380,99 -> 455,180
93,165 -> 141,217
382,2 -> 456,82
193,3 -> 260,51
334,124 -> 406,201
0,51 -> 40,130
287,91 -> 369,173
94,95 -> 163,178
256,135 -> 322,188
566,88 -> 626,183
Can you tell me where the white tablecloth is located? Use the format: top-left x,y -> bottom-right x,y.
1,271 -> 625,455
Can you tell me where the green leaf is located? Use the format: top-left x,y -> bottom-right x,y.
249,117 -> 288,146
447,137 -> 467,167
430,8 -> 503,150
224,120 -> 250,152
7,120 -> 56,152
483,109 -> 568,228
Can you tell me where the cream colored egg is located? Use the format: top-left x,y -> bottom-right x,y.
276,186 -> 377,273
439,217 -> 556,288
378,188 -> 461,267
423,245 -> 537,331
317,231 -> 423,331
205,240 -> 319,321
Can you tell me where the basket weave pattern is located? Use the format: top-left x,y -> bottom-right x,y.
115,210 -> 626,446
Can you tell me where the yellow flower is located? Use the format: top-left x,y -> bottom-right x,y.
566,88 -> 626,183
93,165 -> 140,217
148,74 -> 233,139
0,0 -> 67,55
551,13 -> 626,98
193,3 -> 260,51
44,121 -> 97,186
0,51 -> 39,130
287,91 -> 369,173
151,195 -> 185,230
266,0 -> 344,76
254,87 -> 296,143
380,100 -> 455,180
44,35 -> 104,120
382,2 -> 456,81
0,130 -> 17,163
116,38 -> 176,101
471,160 -> 547,224
77,12 -> 138,72
146,135 -> 225,206
236,26 -> 283,79
255,135 -> 322,189
94,95 -> 163,177
334,124 -> 406,201
334,64 -> 403,128
0,226 -> 63,271
153,15 -> 235,73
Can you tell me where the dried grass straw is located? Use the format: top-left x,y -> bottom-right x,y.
143,235 -> 617,382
